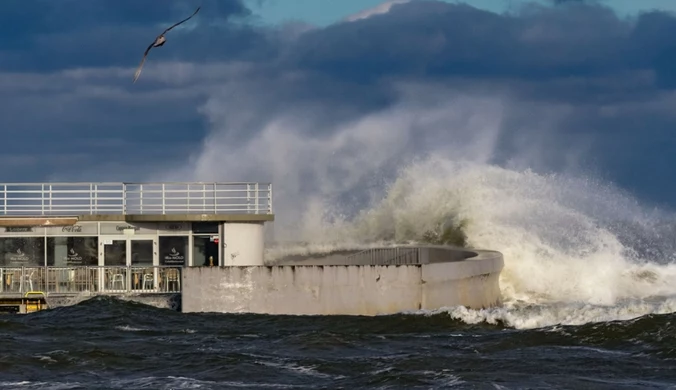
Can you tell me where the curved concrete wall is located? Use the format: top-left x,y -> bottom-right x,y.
421,250 -> 503,309
181,246 -> 504,316
222,222 -> 265,266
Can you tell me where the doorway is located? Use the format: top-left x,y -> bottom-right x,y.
101,237 -> 157,291
193,236 -> 219,266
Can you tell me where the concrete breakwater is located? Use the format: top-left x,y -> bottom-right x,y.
181,245 -> 504,316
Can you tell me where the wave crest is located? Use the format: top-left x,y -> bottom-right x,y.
268,155 -> 676,327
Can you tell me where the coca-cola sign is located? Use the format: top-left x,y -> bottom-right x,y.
62,225 -> 83,233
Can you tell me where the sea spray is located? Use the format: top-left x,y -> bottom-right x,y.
266,155 -> 676,328
177,76 -> 676,328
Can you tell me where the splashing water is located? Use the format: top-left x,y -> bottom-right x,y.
270,155 -> 676,329
173,80 -> 676,329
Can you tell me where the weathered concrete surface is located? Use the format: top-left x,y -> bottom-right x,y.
421,250 -> 503,310
182,265 -> 421,315
182,247 -> 504,316
268,250 -> 363,266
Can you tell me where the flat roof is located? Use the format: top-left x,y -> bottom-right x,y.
0,213 -> 274,227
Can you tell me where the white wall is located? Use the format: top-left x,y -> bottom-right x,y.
182,248 -> 504,315
222,222 -> 265,266
421,251 -> 504,310
182,265 -> 422,315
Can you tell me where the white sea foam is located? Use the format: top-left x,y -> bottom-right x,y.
172,81 -> 676,330
299,156 -> 676,329
114,325 -> 148,332
263,155 -> 676,329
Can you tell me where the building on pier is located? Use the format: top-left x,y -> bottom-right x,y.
0,182 -> 273,297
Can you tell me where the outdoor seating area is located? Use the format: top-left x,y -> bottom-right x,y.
0,266 -> 182,295
0,181 -> 274,301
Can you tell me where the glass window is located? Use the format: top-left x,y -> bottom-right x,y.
131,240 -> 154,266
159,236 -> 188,266
47,237 -> 99,267
104,240 -> 126,266
0,237 -> 45,267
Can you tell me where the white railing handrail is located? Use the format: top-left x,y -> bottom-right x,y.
0,182 -> 273,216
0,181 -> 271,186
345,247 -> 422,265
0,265 -> 183,295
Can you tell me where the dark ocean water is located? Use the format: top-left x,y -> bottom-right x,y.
0,297 -> 675,389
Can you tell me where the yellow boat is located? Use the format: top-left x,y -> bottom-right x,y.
0,291 -> 49,314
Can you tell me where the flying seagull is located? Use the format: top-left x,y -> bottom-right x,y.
132,6 -> 201,83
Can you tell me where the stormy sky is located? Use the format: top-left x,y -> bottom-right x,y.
2,0 -> 676,230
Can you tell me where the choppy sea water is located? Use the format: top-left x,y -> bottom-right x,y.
1,297 -> 675,389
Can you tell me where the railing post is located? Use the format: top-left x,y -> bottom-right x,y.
268,183 -> 273,214
255,183 -> 259,214
122,183 -> 127,214
162,183 -> 166,215
246,183 -> 251,213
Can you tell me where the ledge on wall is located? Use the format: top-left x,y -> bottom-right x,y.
0,217 -> 79,227
79,214 -> 275,222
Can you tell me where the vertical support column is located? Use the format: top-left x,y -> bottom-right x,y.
218,222 -> 224,267
188,233 -> 194,267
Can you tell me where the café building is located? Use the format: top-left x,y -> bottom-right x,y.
0,181 -> 274,295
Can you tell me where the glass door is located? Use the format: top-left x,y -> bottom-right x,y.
129,238 -> 157,292
101,237 -> 157,292
103,239 -> 127,292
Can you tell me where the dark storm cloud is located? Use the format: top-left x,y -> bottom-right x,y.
2,0 -> 676,208
0,0 -> 250,35
286,1 -> 633,87
0,0 -> 266,71
237,0 -> 676,207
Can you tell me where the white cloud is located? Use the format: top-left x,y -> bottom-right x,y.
342,0 -> 411,22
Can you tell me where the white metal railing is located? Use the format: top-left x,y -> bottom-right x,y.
0,182 -> 273,216
344,247 -> 422,265
0,266 -> 182,295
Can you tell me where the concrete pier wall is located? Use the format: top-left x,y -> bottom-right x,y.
421,251 -> 503,310
181,247 -> 504,316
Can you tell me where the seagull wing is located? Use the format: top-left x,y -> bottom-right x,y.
161,6 -> 201,35
133,42 -> 155,83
